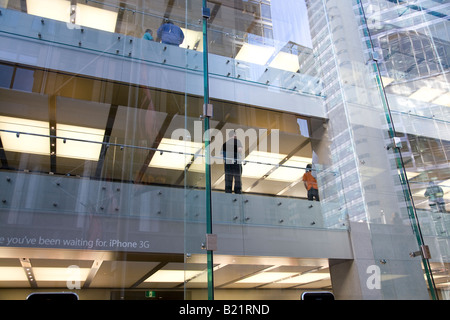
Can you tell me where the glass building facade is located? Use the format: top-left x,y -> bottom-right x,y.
0,0 -> 448,300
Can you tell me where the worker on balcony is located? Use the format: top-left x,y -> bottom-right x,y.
303,164 -> 319,201
157,19 -> 184,46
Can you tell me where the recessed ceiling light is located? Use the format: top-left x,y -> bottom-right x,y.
235,43 -> 275,66
180,28 -> 203,52
432,92 -> 450,107
269,51 -> 300,73
26,0 -> 71,23
277,272 -> 329,284
236,272 -> 298,283
381,77 -> 395,86
76,3 -> 118,33
0,116 -> 50,155
0,267 -> 29,281
33,267 -> 90,282
242,151 -> 285,179
267,156 -> 311,182
409,87 -> 444,102
56,124 -> 104,160
149,138 -> 204,171
0,116 -> 105,160
242,151 -> 310,181
144,270 -> 203,282
27,0 -> 118,33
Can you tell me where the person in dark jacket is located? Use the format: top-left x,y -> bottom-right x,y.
157,19 -> 184,46
222,130 -> 243,194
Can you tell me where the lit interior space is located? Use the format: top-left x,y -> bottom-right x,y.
0,247 -> 335,300
3,0 -> 449,112
0,62 -> 318,199
1,247 -> 448,299
6,0 -> 450,113
0,0 -> 449,301
0,61 -> 448,207
4,0 -> 316,78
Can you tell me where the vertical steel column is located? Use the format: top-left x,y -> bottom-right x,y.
202,1 -> 214,301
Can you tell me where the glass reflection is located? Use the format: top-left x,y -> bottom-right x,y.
0,61 -> 345,230
1,0 -> 322,97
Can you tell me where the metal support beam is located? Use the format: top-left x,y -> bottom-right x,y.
135,114 -> 175,183
49,95 -> 57,174
130,262 -> 167,289
202,0 -> 214,301
83,259 -> 103,289
0,138 -> 9,169
20,258 -> 37,289
95,104 -> 119,179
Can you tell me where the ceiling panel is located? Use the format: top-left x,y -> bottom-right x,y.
90,261 -> 161,288
214,264 -> 269,287
0,250 -> 339,292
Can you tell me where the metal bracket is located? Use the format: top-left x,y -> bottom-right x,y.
410,245 -> 431,259
386,137 -> 402,150
202,7 -> 211,19
371,51 -> 381,62
205,233 -> 217,251
421,245 -> 432,259
203,103 -> 213,118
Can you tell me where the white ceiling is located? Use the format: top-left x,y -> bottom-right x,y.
0,247 -> 333,294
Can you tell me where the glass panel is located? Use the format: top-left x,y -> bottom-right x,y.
357,0 -> 450,299
0,55 -> 347,299
0,0 -> 350,301
0,0 -> 205,300
2,0 -> 447,301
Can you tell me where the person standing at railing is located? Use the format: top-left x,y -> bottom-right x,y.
222,130 -> 243,194
424,181 -> 446,213
303,164 -> 319,201
143,29 -> 154,41
156,19 -> 184,46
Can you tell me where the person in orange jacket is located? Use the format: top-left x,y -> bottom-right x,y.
303,164 -> 319,201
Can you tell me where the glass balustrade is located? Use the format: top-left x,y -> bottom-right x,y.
0,0 -> 323,98
0,128 -> 347,231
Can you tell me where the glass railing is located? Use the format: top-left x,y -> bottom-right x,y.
361,0 -> 450,124
7,127 -> 449,238
417,209 -> 450,238
0,139 -> 347,229
0,169 -> 348,231
359,0 -> 450,237
356,0 -> 449,300
409,179 -> 450,238
6,92 -> 449,236
0,0 -> 324,97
